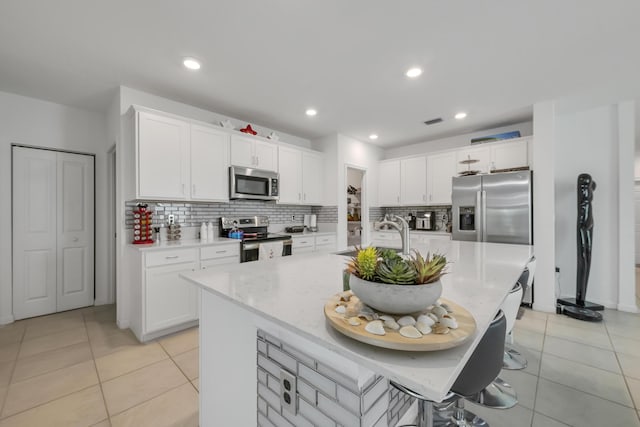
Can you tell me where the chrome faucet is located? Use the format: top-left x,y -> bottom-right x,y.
376,214 -> 411,256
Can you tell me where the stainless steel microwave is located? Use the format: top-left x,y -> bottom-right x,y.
229,166 -> 279,201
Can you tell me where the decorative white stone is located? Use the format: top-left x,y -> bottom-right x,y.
415,320 -> 433,335
440,316 -> 458,329
431,305 -> 447,319
397,316 -> 416,327
348,317 -> 361,326
383,319 -> 400,330
365,320 -> 386,336
416,314 -> 435,327
335,305 -> 347,314
399,326 -> 422,339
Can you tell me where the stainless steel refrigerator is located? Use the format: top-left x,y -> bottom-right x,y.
452,171 -> 533,245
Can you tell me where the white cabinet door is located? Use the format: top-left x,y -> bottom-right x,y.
302,152 -> 324,204
277,146 -> 302,204
230,135 -> 255,168
378,160 -> 401,206
491,140 -> 528,170
137,111 -> 190,199
456,146 -> 491,175
145,261 -> 198,333
12,148 -> 58,319
254,140 -> 278,172
427,152 -> 457,205
201,257 -> 239,269
191,125 -> 230,201
56,153 -> 95,312
401,157 -> 427,205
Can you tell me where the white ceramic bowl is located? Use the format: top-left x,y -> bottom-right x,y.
349,274 -> 442,314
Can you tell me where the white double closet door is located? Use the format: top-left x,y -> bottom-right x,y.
12,147 -> 94,320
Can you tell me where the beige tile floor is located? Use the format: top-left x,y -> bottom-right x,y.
2,304 -> 640,427
469,307 -> 640,427
0,305 -> 198,427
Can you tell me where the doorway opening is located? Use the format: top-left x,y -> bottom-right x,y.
346,167 -> 365,248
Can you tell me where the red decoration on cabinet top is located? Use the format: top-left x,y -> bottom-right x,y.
240,124 -> 257,135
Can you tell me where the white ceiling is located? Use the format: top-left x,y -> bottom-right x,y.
0,1 -> 639,147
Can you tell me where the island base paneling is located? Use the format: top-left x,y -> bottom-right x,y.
257,330 -> 414,427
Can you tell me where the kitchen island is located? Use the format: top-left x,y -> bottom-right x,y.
181,239 -> 533,426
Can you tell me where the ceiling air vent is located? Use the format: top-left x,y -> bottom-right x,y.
424,118 -> 443,125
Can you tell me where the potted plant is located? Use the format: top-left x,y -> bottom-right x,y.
345,247 -> 448,314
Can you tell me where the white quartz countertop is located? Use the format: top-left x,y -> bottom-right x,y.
129,237 -> 240,251
181,240 -> 533,401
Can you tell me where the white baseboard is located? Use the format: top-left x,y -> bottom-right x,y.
0,314 -> 15,325
532,302 -> 557,313
94,298 -> 115,306
616,303 -> 640,313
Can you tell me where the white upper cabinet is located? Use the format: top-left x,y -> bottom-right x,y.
230,135 -> 277,172
427,151 -> 456,205
302,151 -> 323,204
277,145 -> 324,205
490,139 -> 528,170
456,146 -> 491,175
378,160 -> 401,206
401,157 -> 427,205
137,111 -> 190,200
190,124 -> 230,202
135,108 -> 233,202
277,145 -> 302,204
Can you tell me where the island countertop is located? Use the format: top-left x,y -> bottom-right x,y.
181,239 -> 533,403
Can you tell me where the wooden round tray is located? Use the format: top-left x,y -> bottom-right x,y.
324,292 -> 476,351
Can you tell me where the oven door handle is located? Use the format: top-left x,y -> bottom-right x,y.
243,240 -> 292,251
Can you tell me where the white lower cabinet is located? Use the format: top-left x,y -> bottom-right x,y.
201,243 -> 240,269
291,234 -> 337,254
131,244 -> 240,342
292,236 -> 315,254
145,260 -> 199,334
314,234 -> 337,253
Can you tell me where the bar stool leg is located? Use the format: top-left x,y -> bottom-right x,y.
417,400 -> 434,427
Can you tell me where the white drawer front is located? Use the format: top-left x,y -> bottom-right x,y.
292,237 -> 314,248
201,244 -> 239,260
145,248 -> 198,267
315,235 -> 336,246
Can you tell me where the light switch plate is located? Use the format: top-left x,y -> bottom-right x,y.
279,369 -> 297,414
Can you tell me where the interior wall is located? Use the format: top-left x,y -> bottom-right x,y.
383,121 -> 533,159
0,90 -> 109,324
554,105 -> 620,308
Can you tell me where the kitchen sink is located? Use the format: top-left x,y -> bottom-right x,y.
334,247 -> 402,257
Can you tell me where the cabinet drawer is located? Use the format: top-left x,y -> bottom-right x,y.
145,248 -> 198,267
292,237 -> 314,248
315,235 -> 336,246
201,244 -> 239,260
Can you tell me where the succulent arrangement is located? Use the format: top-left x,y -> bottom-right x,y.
346,247 -> 448,285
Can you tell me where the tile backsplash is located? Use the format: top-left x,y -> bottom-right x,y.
125,200 -> 338,229
384,206 -> 451,231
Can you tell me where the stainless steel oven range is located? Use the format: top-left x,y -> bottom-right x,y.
219,216 -> 292,263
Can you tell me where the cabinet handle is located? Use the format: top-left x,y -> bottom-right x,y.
216,250 -> 227,254
298,193 -> 301,200
397,196 -> 400,203
256,156 -> 259,166
303,193 -> 306,201
165,255 -> 179,259
182,184 -> 185,195
192,184 -> 196,195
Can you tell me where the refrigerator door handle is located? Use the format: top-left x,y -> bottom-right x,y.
481,190 -> 487,242
476,190 -> 482,242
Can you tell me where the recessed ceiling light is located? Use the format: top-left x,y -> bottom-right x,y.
369,134 -> 378,140
305,108 -> 317,117
405,67 -> 423,78
183,57 -> 201,70
455,112 -> 467,120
